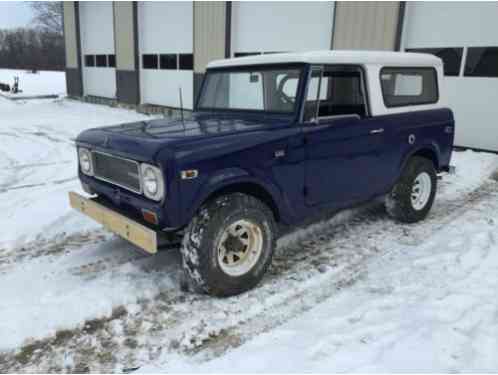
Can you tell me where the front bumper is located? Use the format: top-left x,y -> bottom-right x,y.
69,191 -> 158,254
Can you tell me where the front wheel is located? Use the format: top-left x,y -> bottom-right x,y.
180,193 -> 276,297
386,156 -> 437,223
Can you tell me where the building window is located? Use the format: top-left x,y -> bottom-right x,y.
108,54 -> 116,68
407,48 -> 463,76
96,54 -> 107,67
84,55 -> 95,67
160,54 -> 177,70
464,47 -> 498,77
380,67 -> 438,107
179,54 -> 193,70
142,54 -> 158,69
234,52 -> 261,58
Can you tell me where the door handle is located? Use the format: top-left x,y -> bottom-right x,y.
370,128 -> 384,134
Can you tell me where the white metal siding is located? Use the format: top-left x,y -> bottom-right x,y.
231,2 -> 334,55
79,2 -> 116,98
138,2 -> 194,109
403,2 -> 498,152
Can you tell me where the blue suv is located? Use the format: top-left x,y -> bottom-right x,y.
71,51 -> 455,296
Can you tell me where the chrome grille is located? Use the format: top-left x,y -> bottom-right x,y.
92,151 -> 141,193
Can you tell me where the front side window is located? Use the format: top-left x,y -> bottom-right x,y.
197,67 -> 303,113
380,67 -> 438,107
303,66 -> 367,122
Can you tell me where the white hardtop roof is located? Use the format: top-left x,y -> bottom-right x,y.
207,50 -> 442,69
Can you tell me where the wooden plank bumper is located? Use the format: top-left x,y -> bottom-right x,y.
69,191 -> 158,254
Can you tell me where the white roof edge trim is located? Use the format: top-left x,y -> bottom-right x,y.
207,50 -> 443,69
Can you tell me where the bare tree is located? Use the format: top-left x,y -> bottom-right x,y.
30,2 -> 63,35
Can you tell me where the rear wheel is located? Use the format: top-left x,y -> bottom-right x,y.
386,156 -> 437,223
180,193 -> 276,297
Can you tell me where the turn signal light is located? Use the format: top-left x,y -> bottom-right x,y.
142,209 -> 158,225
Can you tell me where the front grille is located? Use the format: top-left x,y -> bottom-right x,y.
92,152 -> 141,193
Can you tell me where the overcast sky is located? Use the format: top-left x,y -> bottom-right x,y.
0,2 -> 33,29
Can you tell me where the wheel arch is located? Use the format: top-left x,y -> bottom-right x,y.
187,173 -> 283,225
401,143 -> 441,172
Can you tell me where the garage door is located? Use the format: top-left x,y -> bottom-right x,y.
403,2 -> 498,152
231,2 -> 334,56
138,2 -> 194,109
79,2 -> 116,99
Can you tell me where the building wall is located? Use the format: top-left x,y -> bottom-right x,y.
402,2 -> 498,151
63,2 -> 82,96
193,2 -> 227,105
66,1 -> 402,108
114,2 -> 139,104
333,1 -> 400,50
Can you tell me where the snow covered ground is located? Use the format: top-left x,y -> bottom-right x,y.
0,95 -> 497,372
0,69 -> 66,98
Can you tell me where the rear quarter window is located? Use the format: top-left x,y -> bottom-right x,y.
380,67 -> 438,107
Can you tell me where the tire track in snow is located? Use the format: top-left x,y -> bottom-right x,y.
1,178 -> 497,372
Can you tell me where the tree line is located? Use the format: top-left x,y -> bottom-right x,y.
0,28 -> 65,71
0,2 -> 64,72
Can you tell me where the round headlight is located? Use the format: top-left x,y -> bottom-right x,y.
140,163 -> 164,201
78,148 -> 92,175
143,166 -> 158,195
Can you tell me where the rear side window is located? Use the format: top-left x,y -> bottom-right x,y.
380,67 -> 438,107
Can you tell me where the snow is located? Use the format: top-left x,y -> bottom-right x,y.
0,93 -> 498,372
153,190 -> 498,372
0,97 -> 151,248
0,69 -> 66,98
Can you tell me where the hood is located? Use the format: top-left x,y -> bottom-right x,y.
76,115 -> 293,161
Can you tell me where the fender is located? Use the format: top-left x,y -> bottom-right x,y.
183,167 -> 286,226
398,141 -> 441,177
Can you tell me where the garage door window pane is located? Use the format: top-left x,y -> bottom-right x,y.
464,47 -> 498,77
85,55 -> 95,67
407,48 -> 463,76
160,54 -> 177,70
179,54 -> 193,70
96,55 -> 107,67
142,54 -> 158,69
108,54 -> 116,68
380,68 -> 438,107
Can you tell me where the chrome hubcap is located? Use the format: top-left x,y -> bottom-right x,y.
411,172 -> 432,210
217,220 -> 263,277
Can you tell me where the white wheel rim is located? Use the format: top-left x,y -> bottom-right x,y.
411,172 -> 432,210
217,219 -> 264,277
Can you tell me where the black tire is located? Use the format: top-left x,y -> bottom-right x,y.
180,193 -> 277,297
386,156 -> 437,223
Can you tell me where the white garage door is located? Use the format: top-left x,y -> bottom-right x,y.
138,2 -> 194,109
403,2 -> 498,152
231,2 -> 334,56
79,2 -> 116,99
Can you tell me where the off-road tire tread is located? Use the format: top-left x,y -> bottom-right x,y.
386,156 -> 437,223
180,193 -> 276,297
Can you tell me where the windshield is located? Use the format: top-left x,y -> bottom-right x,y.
197,67 -> 303,114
